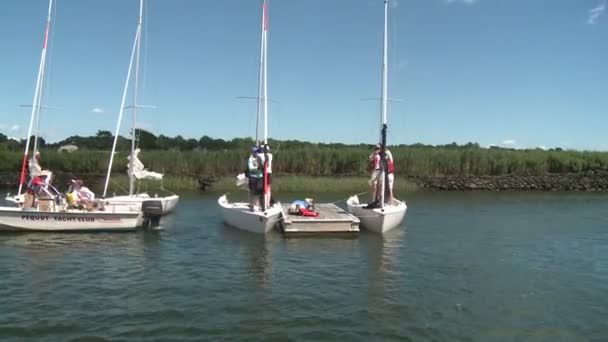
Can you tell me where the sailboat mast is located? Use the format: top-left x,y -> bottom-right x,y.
378,0 -> 389,207
102,3 -> 142,198
381,0 -> 388,127
129,0 -> 144,196
262,1 -> 269,144
17,0 -> 53,196
255,1 -> 266,145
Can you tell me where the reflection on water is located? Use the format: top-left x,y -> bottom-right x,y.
363,228 -> 407,298
218,225 -> 274,289
1,192 -> 607,341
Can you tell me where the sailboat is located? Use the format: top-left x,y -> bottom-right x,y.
101,0 -> 179,216
218,0 -> 283,234
0,0 -> 143,232
346,0 -> 407,233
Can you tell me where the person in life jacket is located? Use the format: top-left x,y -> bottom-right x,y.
367,144 -> 396,206
288,198 -> 318,217
68,179 -> 95,208
385,148 -> 395,205
368,144 -> 382,203
247,146 -> 263,210
256,144 -> 273,204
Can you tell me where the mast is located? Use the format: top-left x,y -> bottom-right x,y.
102,1 -> 142,198
378,0 -> 389,208
255,1 -> 265,145
381,0 -> 388,128
129,0 -> 144,196
17,0 -> 53,196
261,0 -> 270,209
262,0 -> 268,144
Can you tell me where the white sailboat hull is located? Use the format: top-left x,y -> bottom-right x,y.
346,195 -> 406,233
0,206 -> 142,232
218,194 -> 282,234
102,194 -> 179,215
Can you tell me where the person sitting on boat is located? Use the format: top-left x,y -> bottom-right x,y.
68,179 -> 95,208
288,198 -> 318,217
368,144 -> 381,203
247,146 -> 263,210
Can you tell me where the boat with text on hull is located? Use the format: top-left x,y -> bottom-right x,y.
0,0 -> 144,232
0,207 -> 142,232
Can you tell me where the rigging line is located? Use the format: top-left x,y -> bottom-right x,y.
36,0 -> 58,148
109,177 -> 129,195
142,0 -> 149,106
136,0 -> 151,151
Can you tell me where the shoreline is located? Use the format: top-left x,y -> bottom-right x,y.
2,172 -> 607,193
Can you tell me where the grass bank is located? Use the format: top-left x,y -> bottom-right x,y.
93,174 -> 419,195
2,147 -> 608,178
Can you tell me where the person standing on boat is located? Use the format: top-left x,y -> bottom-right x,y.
247,146 -> 263,210
385,148 -> 395,205
26,151 -> 43,189
29,151 -> 42,176
257,144 -> 273,205
368,144 -> 381,203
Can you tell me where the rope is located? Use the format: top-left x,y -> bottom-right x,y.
331,191 -> 368,204
109,178 -> 129,195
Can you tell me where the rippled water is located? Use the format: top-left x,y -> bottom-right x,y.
1,192 -> 607,341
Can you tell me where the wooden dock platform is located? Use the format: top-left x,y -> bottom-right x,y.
279,203 -> 360,233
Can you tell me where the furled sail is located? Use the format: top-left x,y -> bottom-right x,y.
127,148 -> 163,180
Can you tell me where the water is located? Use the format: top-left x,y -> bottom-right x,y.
1,192 -> 607,341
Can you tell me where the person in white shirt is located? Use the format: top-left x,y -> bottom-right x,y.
69,179 -> 95,207
257,144 -> 273,206
368,144 -> 381,203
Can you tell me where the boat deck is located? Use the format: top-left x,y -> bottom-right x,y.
280,203 -> 360,234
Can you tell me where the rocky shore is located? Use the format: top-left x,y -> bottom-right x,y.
407,170 -> 608,191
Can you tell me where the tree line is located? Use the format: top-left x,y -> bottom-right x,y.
0,130 -> 606,177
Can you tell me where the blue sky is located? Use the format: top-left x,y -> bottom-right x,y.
0,0 -> 606,150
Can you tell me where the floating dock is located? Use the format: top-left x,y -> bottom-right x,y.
279,203 -> 360,233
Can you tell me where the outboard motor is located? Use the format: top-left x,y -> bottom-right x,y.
142,200 -> 163,229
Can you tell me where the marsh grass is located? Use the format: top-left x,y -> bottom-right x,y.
2,146 -> 607,180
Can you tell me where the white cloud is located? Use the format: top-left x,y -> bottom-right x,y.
10,124 -> 20,132
588,1 -> 606,24
446,0 -> 477,5
502,139 -> 516,145
91,107 -> 104,114
537,145 -> 547,150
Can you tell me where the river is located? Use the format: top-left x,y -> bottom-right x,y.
1,192 -> 607,341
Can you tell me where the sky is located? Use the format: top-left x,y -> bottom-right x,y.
0,0 -> 606,150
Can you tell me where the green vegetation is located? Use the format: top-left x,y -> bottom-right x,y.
1,131 -> 607,182
54,174 -> 418,195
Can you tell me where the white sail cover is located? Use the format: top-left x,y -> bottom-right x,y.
127,148 -> 163,180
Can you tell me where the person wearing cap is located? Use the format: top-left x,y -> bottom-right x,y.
68,179 -> 95,208
368,144 -> 382,203
246,146 -> 263,210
